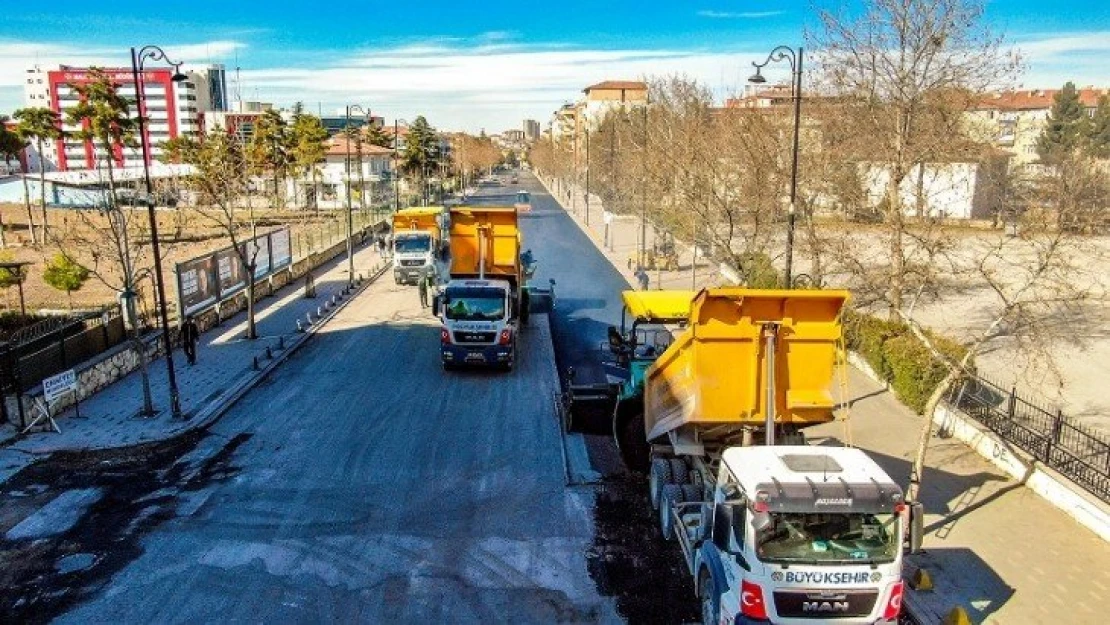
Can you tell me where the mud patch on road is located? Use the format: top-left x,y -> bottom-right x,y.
586,473 -> 698,624
0,430 -> 250,623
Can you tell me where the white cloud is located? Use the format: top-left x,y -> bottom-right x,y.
697,10 -> 783,19
232,41 -> 765,131
1009,31 -> 1110,89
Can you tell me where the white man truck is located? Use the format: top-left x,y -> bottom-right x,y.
392,206 -> 449,285
435,206 -> 528,371
566,289 -> 923,624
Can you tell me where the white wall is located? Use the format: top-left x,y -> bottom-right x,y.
862,162 -> 981,219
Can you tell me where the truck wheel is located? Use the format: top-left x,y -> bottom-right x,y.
699,570 -> 720,625
669,459 -> 689,485
660,484 -> 686,541
649,459 -> 673,511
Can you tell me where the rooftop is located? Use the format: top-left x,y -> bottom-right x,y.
583,80 -> 648,93
977,87 -> 1108,111
325,137 -> 395,157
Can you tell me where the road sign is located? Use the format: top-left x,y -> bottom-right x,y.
603,211 -> 613,225
43,369 -> 78,404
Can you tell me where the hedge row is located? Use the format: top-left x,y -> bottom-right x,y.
842,310 -> 969,414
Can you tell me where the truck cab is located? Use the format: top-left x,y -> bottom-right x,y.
683,446 -> 911,625
438,279 -> 517,370
392,207 -> 449,285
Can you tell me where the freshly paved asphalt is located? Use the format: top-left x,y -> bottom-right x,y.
0,173 -> 701,624
0,177 -> 622,623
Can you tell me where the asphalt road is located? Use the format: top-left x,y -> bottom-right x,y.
1,221 -> 619,622
0,174 -> 700,624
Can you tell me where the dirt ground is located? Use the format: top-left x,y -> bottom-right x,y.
0,202 -> 365,318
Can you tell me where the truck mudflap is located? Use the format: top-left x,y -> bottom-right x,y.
613,397 -> 650,473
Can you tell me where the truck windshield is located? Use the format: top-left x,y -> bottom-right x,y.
444,287 -> 506,321
395,235 -> 431,253
756,512 -> 899,564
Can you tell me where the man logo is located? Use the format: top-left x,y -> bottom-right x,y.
802,601 -> 850,613
871,572 -> 883,582
771,572 -> 784,582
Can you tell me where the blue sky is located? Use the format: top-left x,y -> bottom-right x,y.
1,1 -> 1108,131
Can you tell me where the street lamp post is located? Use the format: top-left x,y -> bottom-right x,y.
345,104 -> 371,285
131,45 -> 187,419
749,45 -> 803,289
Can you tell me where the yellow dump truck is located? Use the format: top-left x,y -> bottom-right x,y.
434,206 -> 530,371
566,288 -> 921,624
391,206 -> 449,285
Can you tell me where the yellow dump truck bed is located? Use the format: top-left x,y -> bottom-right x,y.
448,206 -> 520,283
392,207 -> 445,239
643,288 -> 849,443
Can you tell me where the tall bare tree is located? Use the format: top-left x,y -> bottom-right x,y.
170,131 -> 265,339
811,0 -> 1020,317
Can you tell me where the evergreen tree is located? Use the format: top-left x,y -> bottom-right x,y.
1087,95 -> 1110,160
43,252 -> 91,309
1036,82 -> 1088,164
13,107 -> 62,243
364,123 -> 392,149
289,111 -> 329,209
402,116 -> 441,204
0,120 -> 24,246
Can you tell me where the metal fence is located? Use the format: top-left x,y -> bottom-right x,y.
946,374 -> 1110,504
0,308 -> 128,394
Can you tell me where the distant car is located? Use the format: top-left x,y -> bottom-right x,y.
514,191 -> 531,212
510,176 -> 518,184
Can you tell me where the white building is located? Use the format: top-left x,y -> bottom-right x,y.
290,136 -> 395,209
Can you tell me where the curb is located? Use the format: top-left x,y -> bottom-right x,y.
182,260 -> 392,436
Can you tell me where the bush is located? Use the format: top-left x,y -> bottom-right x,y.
843,310 -> 902,380
844,310 -> 970,415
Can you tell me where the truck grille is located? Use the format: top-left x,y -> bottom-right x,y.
453,331 -> 496,344
400,259 -> 424,267
772,589 -> 877,619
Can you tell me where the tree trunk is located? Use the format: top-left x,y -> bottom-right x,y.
38,138 -> 49,243
246,267 -> 257,340
886,167 -> 906,320
906,367 -> 961,503
20,169 -> 36,246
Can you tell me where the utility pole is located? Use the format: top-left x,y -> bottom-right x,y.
584,126 -> 590,227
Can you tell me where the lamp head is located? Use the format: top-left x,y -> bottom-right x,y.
748,69 -> 767,84
171,65 -> 188,82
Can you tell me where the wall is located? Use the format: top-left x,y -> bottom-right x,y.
12,220 -> 388,419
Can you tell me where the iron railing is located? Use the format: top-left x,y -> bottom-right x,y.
946,374 -> 1110,504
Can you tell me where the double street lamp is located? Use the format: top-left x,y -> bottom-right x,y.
130,45 -> 186,419
345,104 -> 371,285
749,45 -> 803,289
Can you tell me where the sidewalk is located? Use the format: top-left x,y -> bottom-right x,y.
0,242 -> 392,485
537,173 -> 1110,624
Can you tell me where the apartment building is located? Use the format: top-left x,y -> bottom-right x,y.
23,64 -> 221,171
970,87 -> 1108,166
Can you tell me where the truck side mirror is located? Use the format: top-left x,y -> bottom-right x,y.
907,501 -> 925,554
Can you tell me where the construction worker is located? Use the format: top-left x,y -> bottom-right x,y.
418,270 -> 431,308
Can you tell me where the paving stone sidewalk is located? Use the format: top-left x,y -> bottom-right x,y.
0,242 -> 391,484
539,174 -> 1110,624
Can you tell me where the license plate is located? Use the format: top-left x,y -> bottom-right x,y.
465,352 -> 485,362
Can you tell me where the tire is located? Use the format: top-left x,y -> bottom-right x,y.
660,484 -> 687,541
649,458 -> 674,511
669,458 -> 690,485
700,570 -> 720,625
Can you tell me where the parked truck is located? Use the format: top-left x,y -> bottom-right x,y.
392,206 -> 449,285
561,288 -> 923,624
435,205 -> 535,371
